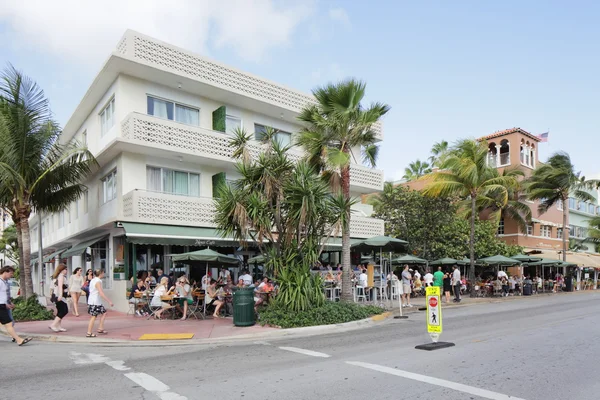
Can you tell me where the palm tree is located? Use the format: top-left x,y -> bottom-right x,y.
297,79 -> 390,302
402,159 -> 431,181
0,65 -> 96,297
526,152 -> 599,262
429,140 -> 449,168
422,139 -> 518,283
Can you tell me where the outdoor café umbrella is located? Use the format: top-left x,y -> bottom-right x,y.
391,255 -> 428,265
169,249 -> 240,315
511,254 -> 543,263
478,255 -> 522,278
429,257 -> 468,266
351,235 -> 408,316
248,254 -> 265,264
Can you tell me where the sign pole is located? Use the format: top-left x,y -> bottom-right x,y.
415,286 -> 454,350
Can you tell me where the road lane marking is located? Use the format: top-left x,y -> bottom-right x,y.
69,352 -> 187,400
347,361 -> 526,400
125,372 -> 170,392
279,346 -> 331,358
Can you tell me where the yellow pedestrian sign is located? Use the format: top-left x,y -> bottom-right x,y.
426,286 -> 442,335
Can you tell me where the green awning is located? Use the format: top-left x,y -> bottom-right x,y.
121,222 -> 237,247
62,236 -> 108,258
43,248 -> 68,263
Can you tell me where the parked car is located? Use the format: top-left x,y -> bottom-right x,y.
8,279 -> 20,298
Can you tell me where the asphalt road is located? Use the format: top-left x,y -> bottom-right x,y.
4,292 -> 600,400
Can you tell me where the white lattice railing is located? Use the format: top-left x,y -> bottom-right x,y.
114,30 -> 382,140
122,190 -> 217,227
121,190 -> 383,237
120,113 -> 383,193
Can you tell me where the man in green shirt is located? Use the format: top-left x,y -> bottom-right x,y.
433,266 -> 444,289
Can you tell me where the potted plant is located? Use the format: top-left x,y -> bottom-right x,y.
113,266 -> 125,280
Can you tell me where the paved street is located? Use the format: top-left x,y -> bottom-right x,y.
4,292 -> 600,400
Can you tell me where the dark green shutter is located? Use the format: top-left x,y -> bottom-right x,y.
212,172 -> 226,198
212,106 -> 226,132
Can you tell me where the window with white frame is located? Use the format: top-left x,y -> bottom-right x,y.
146,167 -> 200,197
41,220 -> 46,237
73,200 -> 78,220
81,130 -> 87,146
526,225 -> 533,235
557,201 -> 563,211
100,98 -> 115,136
589,203 -> 595,214
569,197 -> 576,210
83,190 -> 89,214
557,228 -> 563,239
147,96 -> 199,126
67,207 -> 71,224
31,227 -> 38,245
540,225 -> 551,238
102,170 -> 117,203
226,115 -> 242,135
497,218 -> 505,235
254,123 -> 292,147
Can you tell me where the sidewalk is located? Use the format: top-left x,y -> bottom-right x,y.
8,302 -> 276,342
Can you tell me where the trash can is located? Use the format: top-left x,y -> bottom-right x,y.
233,287 -> 256,327
523,283 -> 532,296
565,276 -> 573,292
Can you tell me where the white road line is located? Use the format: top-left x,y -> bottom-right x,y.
347,361 -> 527,400
125,372 -> 170,392
69,352 -> 187,400
278,346 -> 331,358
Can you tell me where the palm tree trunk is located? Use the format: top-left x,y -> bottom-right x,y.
469,196 -> 476,286
17,210 -> 34,298
562,198 -> 568,275
340,165 -> 353,302
14,220 -> 26,299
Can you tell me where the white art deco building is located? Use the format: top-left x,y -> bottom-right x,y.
28,30 -> 385,311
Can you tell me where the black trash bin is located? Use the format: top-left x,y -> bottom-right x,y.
233,287 -> 256,327
523,283 -> 532,296
565,276 -> 573,292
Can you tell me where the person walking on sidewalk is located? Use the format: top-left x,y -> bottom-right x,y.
69,267 -> 84,317
0,266 -> 31,346
49,264 -> 69,332
433,267 -> 444,290
401,265 -> 413,308
452,265 -> 461,303
86,270 -> 114,338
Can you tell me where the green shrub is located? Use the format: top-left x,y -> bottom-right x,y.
11,295 -> 54,322
272,259 -> 325,312
258,301 -> 385,329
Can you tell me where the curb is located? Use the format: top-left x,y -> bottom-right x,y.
1,312 -> 395,347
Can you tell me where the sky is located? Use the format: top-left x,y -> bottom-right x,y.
1,0 -> 599,182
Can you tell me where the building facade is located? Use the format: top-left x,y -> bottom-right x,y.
567,188 -> 600,253
28,30 -> 386,311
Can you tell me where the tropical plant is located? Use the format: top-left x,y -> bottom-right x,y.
525,152 -> 599,262
215,128 -> 340,310
272,259 -> 325,312
297,79 -> 389,302
402,159 -> 431,181
0,65 -> 96,298
421,139 -> 519,282
429,140 -> 450,168
589,216 -> 600,252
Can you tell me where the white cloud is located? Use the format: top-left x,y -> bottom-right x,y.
0,0 -> 316,64
310,63 -> 346,83
328,7 -> 350,26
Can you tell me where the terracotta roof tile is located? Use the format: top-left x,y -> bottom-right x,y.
478,127 -> 541,143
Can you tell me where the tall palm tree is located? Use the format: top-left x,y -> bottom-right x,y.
297,79 -> 390,302
402,159 -> 431,181
0,65 -> 96,297
422,139 -> 518,282
429,140 -> 449,168
526,152 -> 599,262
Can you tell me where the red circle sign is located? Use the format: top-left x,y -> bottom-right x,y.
429,297 -> 438,308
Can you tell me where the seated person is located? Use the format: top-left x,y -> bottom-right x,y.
150,277 -> 175,319
206,280 -> 224,318
324,270 -> 335,281
175,276 -> 194,321
129,279 -> 146,304
238,270 -> 254,288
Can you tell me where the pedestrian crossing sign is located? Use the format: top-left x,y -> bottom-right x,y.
426,286 -> 442,334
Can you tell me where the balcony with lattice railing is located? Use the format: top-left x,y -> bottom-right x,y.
121,189 -> 384,238
119,113 -> 383,193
